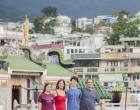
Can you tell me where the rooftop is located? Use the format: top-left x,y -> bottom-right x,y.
119,37 -> 140,42
33,44 -> 64,50
46,63 -> 74,77
75,53 -> 100,59
5,56 -> 44,71
78,78 -> 112,99
0,69 -> 8,74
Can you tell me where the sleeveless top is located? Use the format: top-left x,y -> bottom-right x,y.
55,90 -> 66,110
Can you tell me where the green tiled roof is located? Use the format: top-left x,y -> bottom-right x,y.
5,56 -> 44,71
0,69 -> 8,74
119,37 -> 140,42
77,79 -> 112,99
46,63 -> 74,77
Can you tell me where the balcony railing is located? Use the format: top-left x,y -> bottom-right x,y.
129,53 -> 140,58
74,67 -> 135,74
101,53 -> 126,59
101,53 -> 140,59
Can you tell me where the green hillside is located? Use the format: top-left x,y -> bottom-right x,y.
0,0 -> 140,20
0,4 -> 33,22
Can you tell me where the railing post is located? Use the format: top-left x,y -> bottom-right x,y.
13,99 -> 18,109
121,102 -> 123,110
30,100 -> 35,110
138,98 -> 140,110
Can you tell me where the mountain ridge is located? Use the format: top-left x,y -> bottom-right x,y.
0,0 -> 140,21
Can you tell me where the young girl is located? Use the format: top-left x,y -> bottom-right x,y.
53,79 -> 67,110
38,83 -> 56,110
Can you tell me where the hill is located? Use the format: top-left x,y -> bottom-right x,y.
0,4 -> 33,22
0,0 -> 140,21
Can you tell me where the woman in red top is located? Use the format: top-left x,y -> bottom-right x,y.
53,79 -> 67,110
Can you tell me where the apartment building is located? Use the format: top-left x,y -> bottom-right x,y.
74,46 -> 140,92
54,15 -> 72,35
76,17 -> 93,30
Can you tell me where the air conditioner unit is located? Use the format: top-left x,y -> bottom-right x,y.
124,77 -> 130,81
123,53 -> 129,57
123,74 -> 128,77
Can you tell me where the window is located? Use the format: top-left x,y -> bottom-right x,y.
85,75 -> 91,79
87,68 -> 97,72
75,60 -> 99,67
132,61 -> 140,67
75,49 -> 78,53
74,69 -> 83,72
107,61 -> 120,67
71,49 -> 74,53
79,49 -> 82,53
124,61 -> 128,67
67,49 -> 70,54
133,76 -> 136,81
78,75 -> 83,78
92,75 -> 98,81
137,75 -> 139,79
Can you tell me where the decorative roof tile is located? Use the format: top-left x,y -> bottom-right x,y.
77,78 -> 112,99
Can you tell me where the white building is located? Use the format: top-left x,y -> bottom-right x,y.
80,34 -> 105,49
135,11 -> 140,19
0,25 -> 25,47
6,21 -> 33,31
57,15 -> 71,24
76,17 -> 93,30
64,45 -> 91,60
94,15 -> 117,24
54,15 -> 72,35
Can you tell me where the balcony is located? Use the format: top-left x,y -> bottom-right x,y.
101,53 -> 126,59
100,67 -> 134,73
101,53 -> 140,59
129,53 -> 140,59
75,67 -> 135,74
134,67 -> 140,73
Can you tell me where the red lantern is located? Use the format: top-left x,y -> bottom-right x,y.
135,40 -> 137,44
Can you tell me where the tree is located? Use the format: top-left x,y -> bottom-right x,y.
29,29 -> 34,34
41,6 -> 58,17
105,19 -> 140,45
85,25 -> 94,34
71,28 -> 84,33
32,16 -> 44,33
45,19 -> 57,27
104,10 -> 131,45
71,19 -> 76,27
32,15 -> 56,34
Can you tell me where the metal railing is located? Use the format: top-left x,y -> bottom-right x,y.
13,104 -> 29,110
96,103 -> 139,110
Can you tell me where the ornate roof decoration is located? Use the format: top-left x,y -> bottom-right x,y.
47,48 -> 75,65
